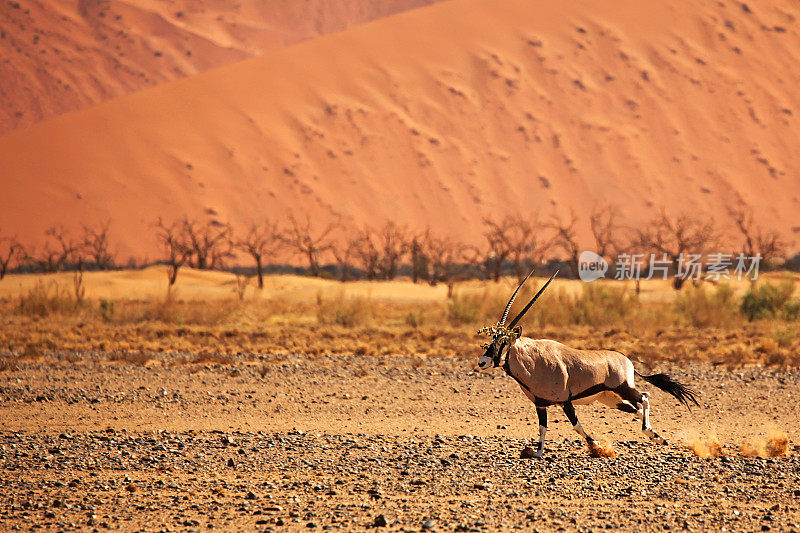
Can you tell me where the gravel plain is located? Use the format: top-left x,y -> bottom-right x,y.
1,352 -> 799,532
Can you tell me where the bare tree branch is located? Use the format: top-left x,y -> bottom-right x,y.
729,206 -> 785,262
548,209 -> 581,278
350,226 -> 379,281
425,233 -> 472,296
482,216 -> 514,281
589,204 -> 625,260
637,208 -> 721,290
182,218 -> 233,270
82,220 -> 115,270
503,213 -> 553,281
408,230 -> 431,284
377,221 -> 409,280
0,230 -> 24,280
26,225 -> 80,272
331,231 -> 358,283
285,214 -> 337,277
236,220 -> 283,289
155,218 -> 192,286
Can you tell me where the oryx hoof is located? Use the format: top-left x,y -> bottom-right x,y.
520,446 -> 543,459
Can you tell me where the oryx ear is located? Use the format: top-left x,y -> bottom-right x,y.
513,326 -> 522,338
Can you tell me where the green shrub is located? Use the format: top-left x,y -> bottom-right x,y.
99,299 -> 115,322
741,279 -> 795,321
782,299 -> 800,321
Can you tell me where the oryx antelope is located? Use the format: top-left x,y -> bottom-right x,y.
477,271 -> 698,458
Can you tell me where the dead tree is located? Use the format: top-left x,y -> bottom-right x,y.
26,225 -> 79,272
482,216 -> 514,281
426,234 -> 453,291
409,230 -> 431,284
549,209 -> 581,278
351,226 -> 380,281
460,243 -> 491,281
0,233 -> 23,280
614,228 -> 650,295
331,236 -> 358,282
50,225 -> 81,271
589,204 -> 626,261
155,218 -> 192,286
426,234 -> 472,297
82,220 -> 115,270
730,207 -> 785,262
182,218 -> 233,270
236,220 -> 283,289
638,209 -> 719,290
285,214 -> 337,277
24,244 -> 58,273
377,221 -> 408,280
504,213 -> 553,281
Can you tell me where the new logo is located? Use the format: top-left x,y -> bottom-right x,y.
578,250 -> 608,282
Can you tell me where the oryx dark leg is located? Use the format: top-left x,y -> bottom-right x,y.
637,392 -> 667,444
616,385 -> 667,445
533,407 -> 547,458
562,401 -> 594,444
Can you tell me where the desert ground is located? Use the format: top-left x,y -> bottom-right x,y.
1,270 -> 799,532
3,0 -> 800,531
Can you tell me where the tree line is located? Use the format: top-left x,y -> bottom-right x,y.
0,205 -> 787,292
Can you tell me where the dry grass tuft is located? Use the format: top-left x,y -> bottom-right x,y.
587,439 -> 616,459
0,355 -> 19,372
316,292 -> 372,327
1,272 -> 800,367
107,351 -> 154,366
691,433 -> 726,458
16,281 -> 84,317
674,284 -> 737,328
741,430 -> 790,458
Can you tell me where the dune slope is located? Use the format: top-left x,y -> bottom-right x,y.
1,0 -> 799,260
0,0 -> 438,134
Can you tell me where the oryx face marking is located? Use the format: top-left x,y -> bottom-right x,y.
476,269 -> 555,372
477,338 -> 505,369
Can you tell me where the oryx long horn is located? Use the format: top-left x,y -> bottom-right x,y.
499,269 -> 535,325
507,270 -> 559,328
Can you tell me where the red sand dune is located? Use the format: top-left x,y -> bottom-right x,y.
0,0 -> 438,134
1,0 -> 799,261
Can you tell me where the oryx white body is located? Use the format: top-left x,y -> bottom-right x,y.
475,271 -> 697,458
500,338 -> 635,404
478,336 -> 698,457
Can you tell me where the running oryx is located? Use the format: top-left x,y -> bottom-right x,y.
477,271 -> 698,458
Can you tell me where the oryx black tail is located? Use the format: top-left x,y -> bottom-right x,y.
635,370 -> 699,409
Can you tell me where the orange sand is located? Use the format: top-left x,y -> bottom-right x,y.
0,0 -> 438,134
1,0 -> 798,261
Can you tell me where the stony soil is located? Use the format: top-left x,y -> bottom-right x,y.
1,352 -> 799,532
